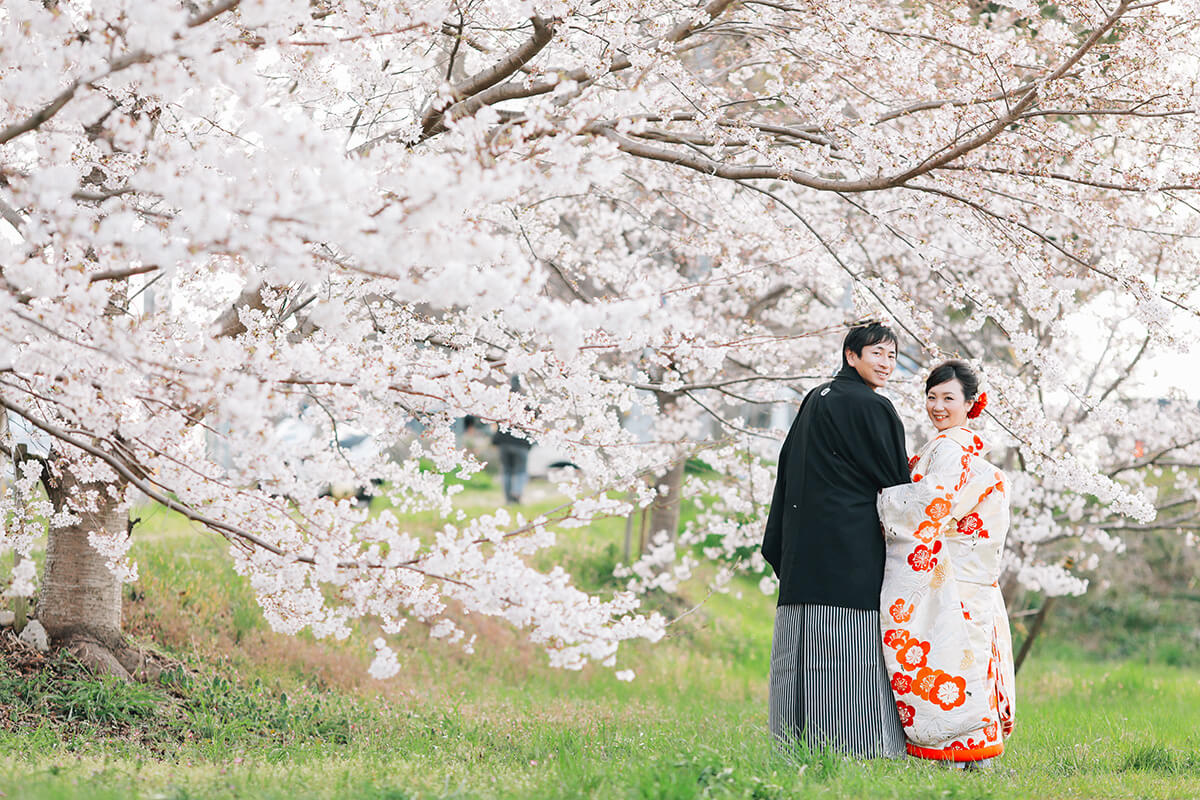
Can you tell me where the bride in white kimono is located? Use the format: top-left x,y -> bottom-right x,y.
877,360 -> 1016,765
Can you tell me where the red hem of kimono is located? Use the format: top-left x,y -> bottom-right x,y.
906,742 -> 1003,762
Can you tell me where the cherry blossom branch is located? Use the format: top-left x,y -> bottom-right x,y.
1055,332 -> 1151,440
597,1 -> 1132,193
356,0 -> 741,152
1056,495 -> 1200,532
1020,107 -> 1194,120
875,77 -> 1052,125
0,196 -> 25,233
73,187 -> 140,202
285,24 -> 425,47
0,52 -> 153,146
0,397 -> 280,552
0,374 -> 337,546
682,389 -> 778,439
617,373 -> 827,393
188,0 -> 243,27
0,0 -> 247,149
732,179 -> 932,350
87,266 -> 160,284
1108,436 -> 1200,477
941,164 -> 1200,193
866,25 -> 985,58
1093,336 -> 1152,408
0,395 -> 482,588
599,120 -> 1016,193
419,15 -> 559,139
906,182 -> 1200,319
1098,514 -> 1200,533
620,112 -> 832,148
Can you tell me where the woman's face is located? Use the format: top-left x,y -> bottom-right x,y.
926,379 -> 969,432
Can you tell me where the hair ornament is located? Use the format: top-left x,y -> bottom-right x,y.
966,391 -> 988,420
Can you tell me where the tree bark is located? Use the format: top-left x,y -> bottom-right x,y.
644,390 -> 687,550
623,490 -> 636,562
12,551 -> 29,635
646,457 -> 687,548
1013,596 -> 1055,675
38,461 -> 156,680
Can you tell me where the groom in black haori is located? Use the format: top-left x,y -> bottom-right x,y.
761,321 -> 912,759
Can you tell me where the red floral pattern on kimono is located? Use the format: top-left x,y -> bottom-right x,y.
889,599 -> 914,623
907,541 -> 941,571
878,426 -> 1016,762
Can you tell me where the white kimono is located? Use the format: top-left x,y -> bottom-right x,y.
877,426 -> 1016,761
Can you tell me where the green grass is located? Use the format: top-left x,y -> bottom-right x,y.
2,487 -> 1199,799
2,656 -> 1200,799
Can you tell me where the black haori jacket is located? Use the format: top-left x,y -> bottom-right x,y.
761,366 -> 911,610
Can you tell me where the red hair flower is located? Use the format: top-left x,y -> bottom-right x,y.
966,391 -> 988,419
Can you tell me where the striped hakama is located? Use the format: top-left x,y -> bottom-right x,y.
769,603 -> 907,759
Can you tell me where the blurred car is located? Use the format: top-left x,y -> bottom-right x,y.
526,444 -> 579,479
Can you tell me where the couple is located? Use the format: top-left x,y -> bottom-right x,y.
761,321 -> 1016,764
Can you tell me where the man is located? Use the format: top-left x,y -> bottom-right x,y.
493,375 -> 534,504
493,424 -> 532,504
761,321 -> 912,759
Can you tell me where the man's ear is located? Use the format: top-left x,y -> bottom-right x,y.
845,348 -> 858,367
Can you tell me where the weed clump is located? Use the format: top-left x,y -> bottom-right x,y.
1120,743 -> 1200,775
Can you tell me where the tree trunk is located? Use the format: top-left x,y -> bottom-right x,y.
12,551 -> 29,635
644,390 -> 687,552
38,463 -> 156,680
623,491 -> 636,562
646,457 -> 687,548
1013,596 -> 1055,675
637,502 -> 650,555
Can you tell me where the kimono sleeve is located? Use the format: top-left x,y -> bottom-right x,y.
878,438 -> 976,538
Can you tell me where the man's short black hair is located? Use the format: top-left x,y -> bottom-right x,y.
841,321 -> 899,369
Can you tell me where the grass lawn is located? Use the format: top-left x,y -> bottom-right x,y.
1,487 -> 1198,799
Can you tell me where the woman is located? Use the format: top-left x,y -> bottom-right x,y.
877,360 -> 1016,765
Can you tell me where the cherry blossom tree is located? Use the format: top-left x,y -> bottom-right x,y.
2,0 -> 1199,678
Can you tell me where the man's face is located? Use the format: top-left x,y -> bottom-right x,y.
845,340 -> 897,389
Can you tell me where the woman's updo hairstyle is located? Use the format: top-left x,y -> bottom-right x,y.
925,359 -> 980,402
